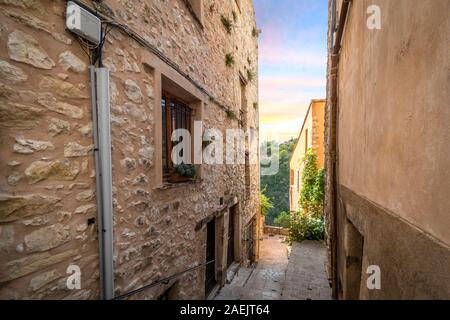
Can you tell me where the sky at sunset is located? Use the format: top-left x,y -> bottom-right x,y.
254,0 -> 328,142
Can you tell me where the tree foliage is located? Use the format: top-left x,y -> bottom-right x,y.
260,191 -> 273,217
260,138 -> 296,225
271,148 -> 326,243
274,211 -> 291,228
288,211 -> 324,242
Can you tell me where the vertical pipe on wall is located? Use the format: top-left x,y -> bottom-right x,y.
96,67 -> 115,300
89,67 -> 105,299
331,0 -> 337,48
91,67 -> 115,300
326,0 -> 351,299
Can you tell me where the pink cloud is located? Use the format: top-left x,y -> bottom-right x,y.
258,75 -> 325,105
260,75 -> 325,89
260,101 -> 310,118
259,27 -> 327,67
261,47 -> 326,67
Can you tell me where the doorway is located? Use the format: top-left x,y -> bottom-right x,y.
246,218 -> 256,264
343,219 -> 364,300
158,282 -> 178,300
205,219 -> 216,296
227,206 -> 236,268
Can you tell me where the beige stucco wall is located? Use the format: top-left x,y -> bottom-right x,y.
329,0 -> 450,299
289,100 -> 325,212
337,0 -> 450,246
312,101 -> 325,169
0,0 -> 260,300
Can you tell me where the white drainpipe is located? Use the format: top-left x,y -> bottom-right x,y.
89,66 -> 115,300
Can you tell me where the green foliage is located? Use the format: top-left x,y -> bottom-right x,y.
274,211 -> 291,228
260,191 -> 273,218
174,163 -> 196,178
247,69 -> 255,82
299,149 -> 325,217
260,143 -> 325,242
252,27 -> 259,37
221,15 -> 233,34
288,211 -> 325,242
225,109 -> 236,118
280,148 -> 326,242
273,211 -> 325,242
225,53 -> 235,67
313,168 -> 325,205
253,102 -> 258,109
260,138 -> 296,225
232,11 -> 237,22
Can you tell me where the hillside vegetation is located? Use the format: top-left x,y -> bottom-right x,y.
260,138 -> 296,225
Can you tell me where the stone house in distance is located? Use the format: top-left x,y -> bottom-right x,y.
0,0 -> 261,300
289,99 -> 325,212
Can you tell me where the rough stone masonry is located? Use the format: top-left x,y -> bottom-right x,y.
0,0 -> 261,299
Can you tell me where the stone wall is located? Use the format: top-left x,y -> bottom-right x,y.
263,226 -> 288,236
0,0 -> 260,300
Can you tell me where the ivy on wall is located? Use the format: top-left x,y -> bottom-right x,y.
299,149 -> 325,218
274,149 -> 326,242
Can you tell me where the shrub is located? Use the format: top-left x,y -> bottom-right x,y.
221,16 -> 233,34
274,211 -> 291,228
288,211 -> 324,242
174,163 -> 196,178
225,53 -> 235,67
260,191 -> 273,218
225,109 -> 236,118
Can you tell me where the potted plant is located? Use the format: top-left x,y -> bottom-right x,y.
168,163 -> 197,183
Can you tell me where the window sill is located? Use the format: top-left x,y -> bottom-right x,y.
156,179 -> 202,190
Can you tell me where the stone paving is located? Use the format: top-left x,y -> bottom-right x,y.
214,235 -> 331,300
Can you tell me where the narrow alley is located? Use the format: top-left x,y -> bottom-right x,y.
214,235 -> 331,300
0,0 -> 448,305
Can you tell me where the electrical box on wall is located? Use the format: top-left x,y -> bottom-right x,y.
66,1 -> 101,45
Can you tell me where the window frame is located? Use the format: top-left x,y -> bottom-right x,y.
186,0 -> 204,27
142,53 -> 205,190
162,91 -> 194,183
305,128 -> 309,152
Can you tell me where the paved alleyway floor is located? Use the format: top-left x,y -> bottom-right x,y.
214,235 -> 332,300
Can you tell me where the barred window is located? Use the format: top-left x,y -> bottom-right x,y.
161,93 -> 192,180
